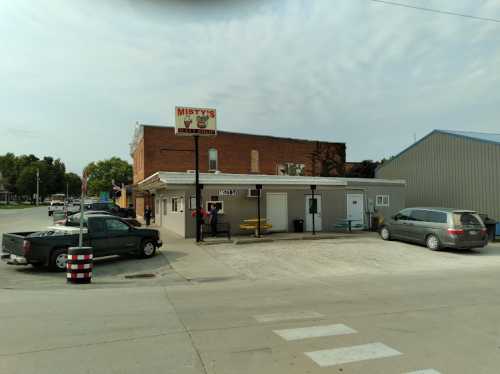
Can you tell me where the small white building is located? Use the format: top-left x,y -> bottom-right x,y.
138,172 -> 406,238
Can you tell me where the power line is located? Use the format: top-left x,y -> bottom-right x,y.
368,0 -> 500,23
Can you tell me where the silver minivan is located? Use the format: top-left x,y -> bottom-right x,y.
380,207 -> 489,250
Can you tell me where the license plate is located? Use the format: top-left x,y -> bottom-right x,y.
469,231 -> 478,235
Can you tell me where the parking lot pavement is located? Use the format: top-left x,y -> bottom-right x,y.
204,235 -> 500,281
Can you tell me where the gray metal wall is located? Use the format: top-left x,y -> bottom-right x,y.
376,132 -> 500,220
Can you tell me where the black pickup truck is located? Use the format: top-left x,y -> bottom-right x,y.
1,214 -> 162,271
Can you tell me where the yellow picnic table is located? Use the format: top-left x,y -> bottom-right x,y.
240,218 -> 272,236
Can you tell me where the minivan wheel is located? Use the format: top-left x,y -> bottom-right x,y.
380,227 -> 391,240
426,234 -> 441,251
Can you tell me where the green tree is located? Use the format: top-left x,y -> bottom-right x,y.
65,172 -> 82,197
16,165 -> 38,201
0,153 -> 18,194
85,157 -> 132,197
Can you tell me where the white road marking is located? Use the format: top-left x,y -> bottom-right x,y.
404,370 -> 441,374
253,311 -> 324,323
273,324 -> 357,341
305,342 -> 402,367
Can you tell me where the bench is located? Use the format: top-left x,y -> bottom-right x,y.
202,222 -> 231,240
239,220 -> 273,237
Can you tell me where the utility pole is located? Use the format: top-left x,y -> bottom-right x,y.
194,135 -> 201,242
36,168 -> 40,206
66,182 -> 69,201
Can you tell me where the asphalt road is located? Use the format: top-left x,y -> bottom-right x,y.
2,208 -> 500,373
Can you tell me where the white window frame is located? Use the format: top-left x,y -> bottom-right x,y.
171,197 -> 184,213
206,200 -> 224,214
375,195 -> 390,207
208,148 -> 218,171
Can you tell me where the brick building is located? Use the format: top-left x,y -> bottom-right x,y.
130,124 -> 346,215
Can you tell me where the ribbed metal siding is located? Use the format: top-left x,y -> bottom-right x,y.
376,133 -> 500,220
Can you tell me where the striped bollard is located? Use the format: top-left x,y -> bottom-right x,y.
67,247 -> 93,284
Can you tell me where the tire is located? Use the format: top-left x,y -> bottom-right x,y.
139,240 -> 156,259
49,248 -> 68,272
426,234 -> 441,251
380,226 -> 391,241
48,211 -> 53,217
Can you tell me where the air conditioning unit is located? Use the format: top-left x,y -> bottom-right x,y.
186,170 -> 196,174
247,188 -> 260,198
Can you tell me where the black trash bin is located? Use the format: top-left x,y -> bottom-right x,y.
480,214 -> 497,242
293,219 -> 304,233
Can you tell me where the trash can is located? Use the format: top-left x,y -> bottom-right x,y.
66,247 -> 93,284
293,219 -> 304,233
371,216 -> 380,232
480,214 -> 497,242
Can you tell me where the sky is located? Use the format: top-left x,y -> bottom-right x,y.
1,0 -> 499,174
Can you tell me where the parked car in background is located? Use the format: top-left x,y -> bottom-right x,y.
380,207 -> 488,250
48,201 -> 65,216
84,202 -> 136,218
1,214 -> 161,271
65,211 -> 141,227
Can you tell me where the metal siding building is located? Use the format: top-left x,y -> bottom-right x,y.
376,130 -> 500,220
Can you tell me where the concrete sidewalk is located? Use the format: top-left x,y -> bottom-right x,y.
159,227 -> 240,281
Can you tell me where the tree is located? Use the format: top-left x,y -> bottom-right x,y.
85,157 -> 132,197
310,142 -> 346,177
344,160 -> 380,178
16,165 -> 38,201
65,172 -> 82,197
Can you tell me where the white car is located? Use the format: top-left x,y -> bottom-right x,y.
48,201 -> 65,216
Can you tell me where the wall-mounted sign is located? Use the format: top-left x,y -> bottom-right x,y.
175,106 -> 217,136
218,189 -> 237,197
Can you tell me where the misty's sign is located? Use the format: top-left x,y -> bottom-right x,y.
175,106 -> 217,136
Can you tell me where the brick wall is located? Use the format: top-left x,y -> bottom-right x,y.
133,126 -> 346,183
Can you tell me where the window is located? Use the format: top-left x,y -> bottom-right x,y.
410,210 -> 427,222
171,197 -> 184,213
208,148 -> 218,171
206,200 -> 224,214
375,195 -> 389,207
394,209 -> 412,221
105,219 -> 129,231
427,211 -> 448,223
189,196 -> 196,210
88,218 -> 106,233
277,163 -> 305,176
250,150 -> 259,173
171,198 -> 178,212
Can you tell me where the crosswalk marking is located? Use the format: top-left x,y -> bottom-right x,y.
305,342 -> 402,367
404,370 -> 441,374
253,311 -> 324,323
274,324 -> 357,341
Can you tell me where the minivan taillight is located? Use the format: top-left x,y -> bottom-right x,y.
448,229 -> 464,235
22,240 -> 31,256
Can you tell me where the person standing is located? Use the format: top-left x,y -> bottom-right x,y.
209,204 -> 219,237
144,205 -> 152,226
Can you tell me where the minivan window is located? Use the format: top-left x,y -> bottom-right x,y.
427,211 -> 447,223
453,212 -> 482,227
395,209 -> 412,221
409,210 -> 427,221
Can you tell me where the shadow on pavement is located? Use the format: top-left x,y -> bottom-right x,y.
10,250 -> 187,278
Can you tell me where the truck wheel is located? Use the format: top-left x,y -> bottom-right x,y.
139,240 -> 156,259
49,249 -> 68,272
48,211 -> 53,217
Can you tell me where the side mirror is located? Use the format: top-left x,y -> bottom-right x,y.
391,215 -> 397,221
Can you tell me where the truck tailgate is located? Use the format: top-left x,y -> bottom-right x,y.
1,232 -> 34,256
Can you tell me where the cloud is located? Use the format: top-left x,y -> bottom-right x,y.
0,0 -> 499,173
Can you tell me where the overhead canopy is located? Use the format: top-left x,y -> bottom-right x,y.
138,172 -> 405,191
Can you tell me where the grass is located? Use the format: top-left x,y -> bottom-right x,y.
0,204 -> 38,210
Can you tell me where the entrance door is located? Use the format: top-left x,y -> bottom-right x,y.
266,192 -> 288,231
305,195 -> 322,232
346,193 -> 364,229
